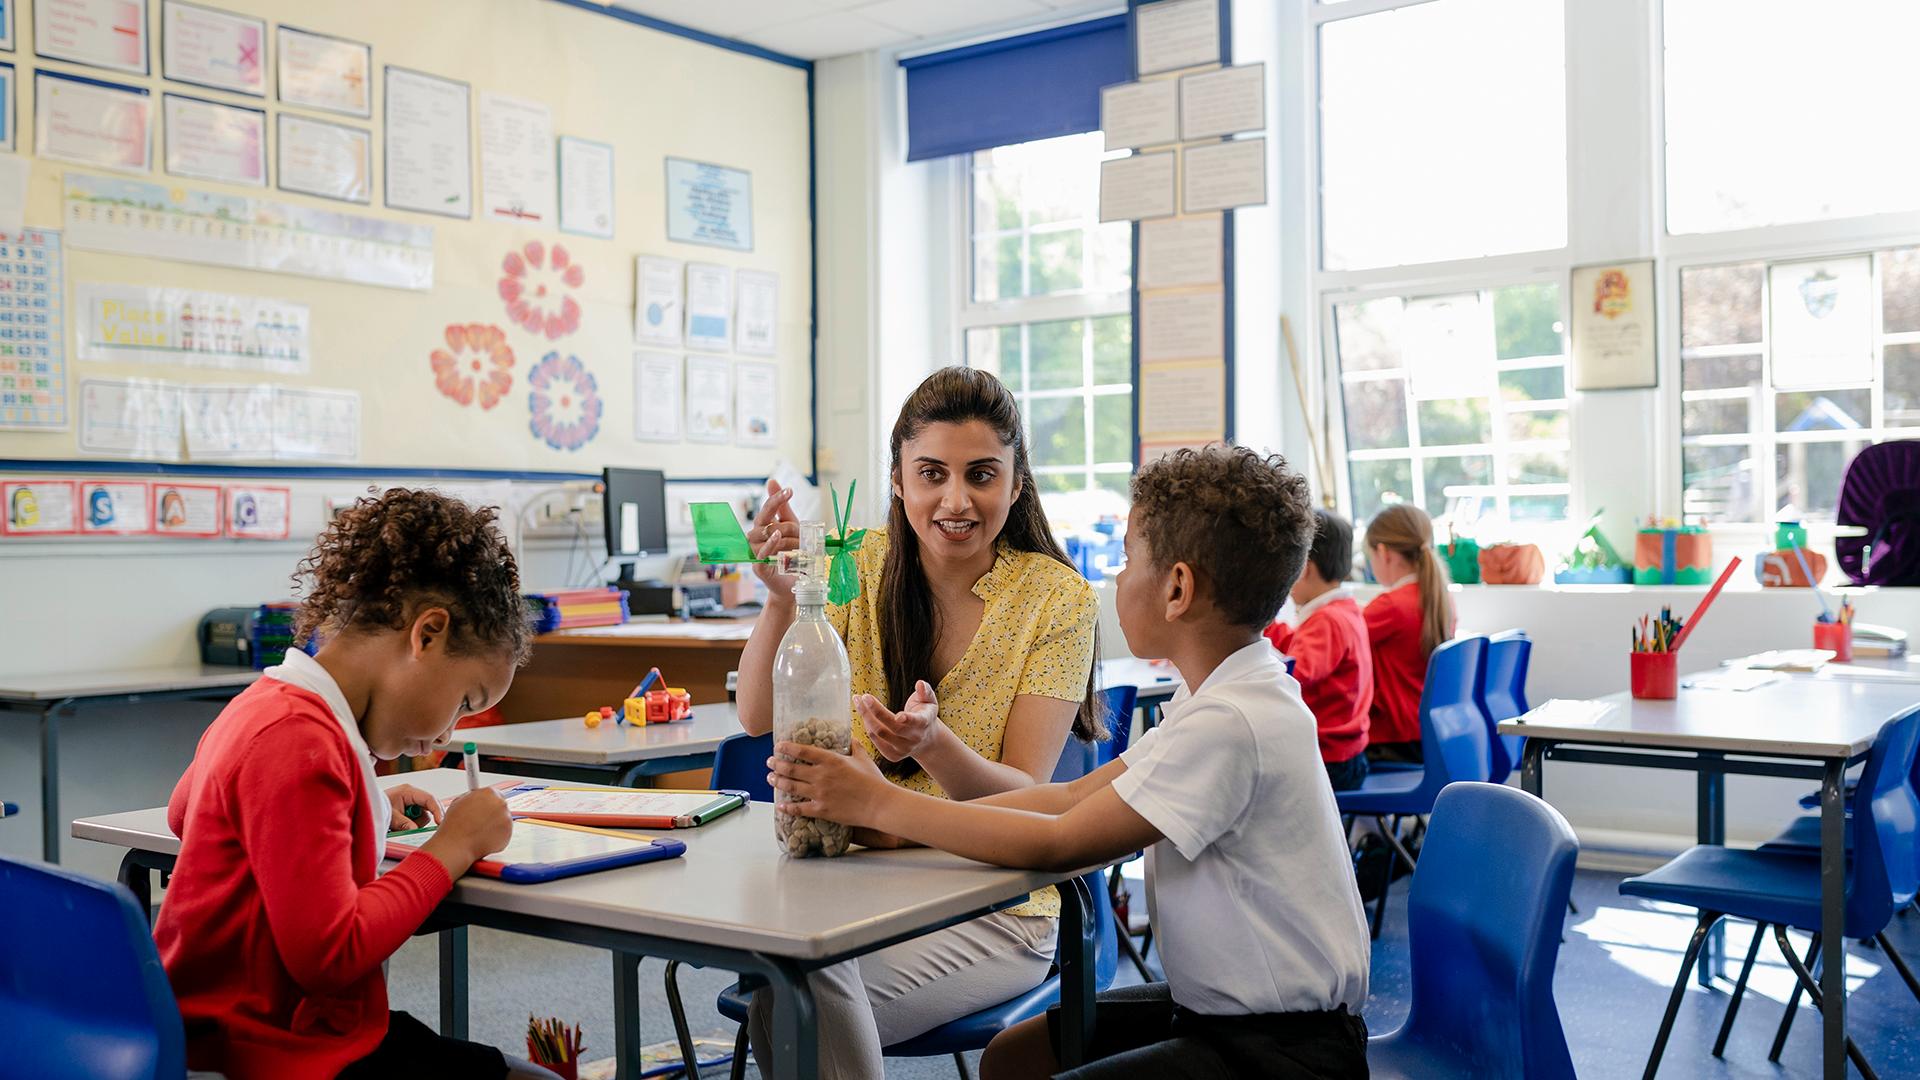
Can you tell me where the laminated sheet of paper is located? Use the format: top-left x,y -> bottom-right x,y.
1099,152 -> 1176,222
1140,361 -> 1226,441
735,360 -> 777,447
635,256 -> 685,346
78,377 -> 183,460
1136,0 -> 1219,75
1140,291 -> 1224,363
75,284 -> 311,374
684,263 -> 733,352
1101,80 -> 1178,151
479,91 -> 556,226
1139,216 -> 1222,290
685,354 -> 732,443
734,270 -> 779,356
1770,256 -> 1873,388
1179,63 -> 1265,140
1182,138 -> 1267,213
271,386 -> 359,462
633,350 -> 683,442
1405,294 -> 1495,400
183,384 -> 274,460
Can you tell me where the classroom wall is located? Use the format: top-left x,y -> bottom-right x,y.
0,0 -> 813,477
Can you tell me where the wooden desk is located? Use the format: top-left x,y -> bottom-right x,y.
0,664 -> 259,863
74,767 -> 1101,1080
499,618 -> 755,724
1502,676 -> 1920,1080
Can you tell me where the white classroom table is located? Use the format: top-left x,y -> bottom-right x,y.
1501,674 -> 1920,1080
0,664 -> 259,864
457,701 -> 743,787
73,767 -> 1102,1080
1098,656 -> 1182,716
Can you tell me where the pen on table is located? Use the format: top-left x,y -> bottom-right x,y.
464,741 -> 480,792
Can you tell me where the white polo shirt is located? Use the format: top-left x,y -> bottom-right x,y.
1110,639 -> 1371,1015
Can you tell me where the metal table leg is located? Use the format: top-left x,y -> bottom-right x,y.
117,849 -> 151,915
1697,753 -> 1726,985
613,950 -> 644,1080
40,701 -> 74,864
761,956 -> 819,1080
1520,738 -> 1547,798
440,927 -> 468,1039
1056,876 -> 1096,1068
1819,758 -> 1846,1080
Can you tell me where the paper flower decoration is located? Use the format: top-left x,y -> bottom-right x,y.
499,240 -> 585,340
527,352 -> 602,451
430,323 -> 515,409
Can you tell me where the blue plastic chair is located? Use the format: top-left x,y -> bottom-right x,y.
1481,632 -> 1532,786
684,726 -> 1120,1080
1366,783 -> 1579,1080
1619,705 -> 1920,1078
1336,636 -> 1493,938
0,855 -> 188,1080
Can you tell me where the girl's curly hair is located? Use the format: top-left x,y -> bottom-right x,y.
293,488 -> 533,663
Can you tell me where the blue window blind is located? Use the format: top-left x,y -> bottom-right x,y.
900,15 -> 1130,163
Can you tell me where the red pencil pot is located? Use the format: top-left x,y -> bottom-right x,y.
1631,651 -> 1678,699
526,1044 -> 577,1080
1813,621 -> 1852,662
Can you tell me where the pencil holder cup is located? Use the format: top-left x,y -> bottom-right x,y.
1813,621 -> 1852,662
1631,651 -> 1678,699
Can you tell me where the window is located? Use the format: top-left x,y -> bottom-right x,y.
1678,246 -> 1920,523
1318,0 -> 1566,271
1663,0 -> 1920,235
960,133 -> 1133,507
1333,282 -> 1571,525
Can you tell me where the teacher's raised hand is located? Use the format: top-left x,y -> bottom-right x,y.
749,478 -> 802,600
857,681 -> 944,762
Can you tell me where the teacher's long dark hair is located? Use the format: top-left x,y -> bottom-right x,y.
879,367 -> 1102,780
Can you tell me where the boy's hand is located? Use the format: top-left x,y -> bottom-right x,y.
384,784 -> 443,831
424,788 -> 513,876
768,741 -> 892,827
857,681 -> 943,762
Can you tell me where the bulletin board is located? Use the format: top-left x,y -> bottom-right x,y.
0,0 -> 813,479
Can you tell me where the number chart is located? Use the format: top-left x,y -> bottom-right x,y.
0,230 -> 66,431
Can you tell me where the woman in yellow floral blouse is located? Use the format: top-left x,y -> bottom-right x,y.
735,367 -> 1100,1079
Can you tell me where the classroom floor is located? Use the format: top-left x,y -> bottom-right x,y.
385,868 -> 1920,1079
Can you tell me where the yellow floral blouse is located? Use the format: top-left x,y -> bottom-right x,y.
828,527 -> 1097,918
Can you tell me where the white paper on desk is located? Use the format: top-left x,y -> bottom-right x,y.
1182,138 -> 1267,213
635,256 -> 685,346
1139,216 -> 1222,289
685,354 -> 732,443
1101,80 -> 1178,151
558,136 -> 615,239
1099,152 -> 1175,222
1140,291 -> 1224,362
734,270 -> 779,356
1140,362 -> 1226,440
1136,0 -> 1219,75
634,350 -> 683,443
1179,63 -> 1265,140
183,383 -> 273,460
1682,670 -> 1784,693
684,263 -> 733,353
79,377 -> 182,460
479,92 -> 555,227
272,386 -> 359,462
0,154 -> 33,236
1519,699 -> 1619,727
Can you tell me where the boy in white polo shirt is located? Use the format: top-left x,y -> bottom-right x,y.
767,446 -> 1371,1078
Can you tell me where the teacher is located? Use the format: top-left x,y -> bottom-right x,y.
735,366 -> 1100,1079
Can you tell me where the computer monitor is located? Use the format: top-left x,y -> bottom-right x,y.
602,467 -> 668,575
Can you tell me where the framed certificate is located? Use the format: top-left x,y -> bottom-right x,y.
1570,260 -> 1658,391
275,25 -> 370,118
161,1 -> 266,97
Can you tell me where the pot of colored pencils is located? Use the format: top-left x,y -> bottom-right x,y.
1630,556 -> 1742,700
527,1015 -> 582,1080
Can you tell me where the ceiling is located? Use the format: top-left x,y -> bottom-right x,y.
609,0 -> 1121,61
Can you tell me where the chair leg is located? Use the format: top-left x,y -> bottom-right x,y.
1770,925 -> 1878,1080
1116,921 -> 1155,982
730,1021 -> 749,1080
1712,921 -> 1767,1058
953,1050 -> 973,1080
1367,815 -> 1397,940
1768,931 -> 1819,1063
1876,933 -> 1920,1003
1378,815 -> 1421,870
1642,911 -> 1719,1080
663,960 -> 704,1080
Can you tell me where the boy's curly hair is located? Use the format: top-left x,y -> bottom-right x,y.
293,488 -> 533,664
1129,447 -> 1317,629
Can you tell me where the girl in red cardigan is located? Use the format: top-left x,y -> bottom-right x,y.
153,489 -> 558,1080
1361,505 -> 1455,765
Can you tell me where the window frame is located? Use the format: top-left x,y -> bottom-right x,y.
951,134 -> 1136,500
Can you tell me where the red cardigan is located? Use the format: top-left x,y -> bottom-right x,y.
1364,582 -> 1432,747
154,678 -> 453,1080
1264,596 -> 1372,763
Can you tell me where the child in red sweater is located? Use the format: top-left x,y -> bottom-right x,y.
1265,509 -> 1373,790
153,489 -> 558,1080
1361,505 -> 1455,765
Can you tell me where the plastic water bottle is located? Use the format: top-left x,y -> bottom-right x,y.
772,522 -> 854,857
